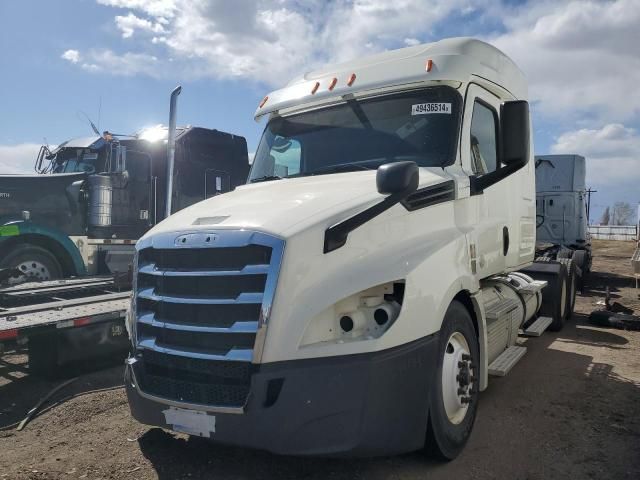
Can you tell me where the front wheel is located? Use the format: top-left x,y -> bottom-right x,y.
425,300 -> 479,460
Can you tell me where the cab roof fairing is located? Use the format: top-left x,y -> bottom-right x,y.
254,37 -> 528,120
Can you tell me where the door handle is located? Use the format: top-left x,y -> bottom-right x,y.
503,226 -> 510,256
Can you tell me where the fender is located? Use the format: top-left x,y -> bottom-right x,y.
0,219 -> 87,276
262,203 -> 481,363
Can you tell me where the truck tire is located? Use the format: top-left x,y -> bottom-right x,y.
521,262 -> 569,331
425,300 -> 479,460
0,244 -> 63,284
572,250 -> 589,293
544,264 -> 569,331
557,258 -> 576,319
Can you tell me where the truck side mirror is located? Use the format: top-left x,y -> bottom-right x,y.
501,100 -> 530,167
324,161 -> 419,253
471,100 -> 530,194
376,161 -> 419,195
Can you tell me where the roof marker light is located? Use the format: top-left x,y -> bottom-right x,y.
311,81 -> 320,94
347,73 -> 356,86
426,59 -> 433,72
328,77 -> 338,91
259,96 -> 269,108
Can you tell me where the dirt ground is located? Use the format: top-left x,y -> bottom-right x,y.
1,239 -> 639,479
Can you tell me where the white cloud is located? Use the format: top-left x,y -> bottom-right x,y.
61,49 -> 81,64
66,0 -> 640,126
66,49 -> 161,76
97,0 -> 176,18
551,124 -> 640,188
78,0 -> 472,86
0,144 -> 41,174
491,0 -> 640,121
115,12 -> 166,38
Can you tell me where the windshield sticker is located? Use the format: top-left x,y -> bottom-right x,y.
411,103 -> 451,115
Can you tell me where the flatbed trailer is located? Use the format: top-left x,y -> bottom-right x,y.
0,275 -> 131,376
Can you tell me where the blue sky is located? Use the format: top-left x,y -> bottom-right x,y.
0,0 -> 638,223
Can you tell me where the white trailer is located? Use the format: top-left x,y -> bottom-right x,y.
124,37 -> 572,459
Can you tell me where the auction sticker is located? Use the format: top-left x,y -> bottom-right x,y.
411,103 -> 451,115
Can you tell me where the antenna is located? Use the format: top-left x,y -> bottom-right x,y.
78,111 -> 100,135
97,96 -> 102,132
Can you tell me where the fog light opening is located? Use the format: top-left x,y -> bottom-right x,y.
374,308 -> 389,325
340,315 -> 354,332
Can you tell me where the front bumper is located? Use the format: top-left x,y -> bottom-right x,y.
125,334 -> 438,457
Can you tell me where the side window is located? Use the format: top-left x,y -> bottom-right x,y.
470,101 -> 498,175
270,137 -> 301,177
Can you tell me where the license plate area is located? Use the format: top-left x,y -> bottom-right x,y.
162,407 -> 216,437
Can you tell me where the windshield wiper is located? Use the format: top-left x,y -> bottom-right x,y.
311,163 -> 374,175
250,175 -> 283,183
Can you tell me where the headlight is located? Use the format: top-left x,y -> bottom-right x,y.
300,281 -> 404,347
125,250 -> 138,347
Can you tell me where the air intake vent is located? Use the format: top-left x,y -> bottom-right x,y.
401,180 -> 455,211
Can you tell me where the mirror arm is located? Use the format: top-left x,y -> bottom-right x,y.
323,189 -> 407,253
469,158 -> 527,195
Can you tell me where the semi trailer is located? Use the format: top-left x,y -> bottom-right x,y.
0,87 -> 249,284
0,275 -> 131,376
124,38 -> 573,459
535,154 -> 592,294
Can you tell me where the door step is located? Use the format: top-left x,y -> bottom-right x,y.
520,316 -> 553,337
488,345 -> 527,377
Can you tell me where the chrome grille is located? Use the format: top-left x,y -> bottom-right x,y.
132,230 -> 284,410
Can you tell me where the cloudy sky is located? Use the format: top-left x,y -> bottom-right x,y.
0,0 -> 638,221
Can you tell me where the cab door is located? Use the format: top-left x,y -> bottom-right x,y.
462,84 -> 509,278
462,84 -> 536,277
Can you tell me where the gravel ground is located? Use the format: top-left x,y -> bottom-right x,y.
1,239 -> 639,479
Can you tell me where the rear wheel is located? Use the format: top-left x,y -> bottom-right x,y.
545,264 -> 569,331
0,244 -> 63,284
425,300 -> 479,460
557,258 -> 576,319
572,250 -> 589,293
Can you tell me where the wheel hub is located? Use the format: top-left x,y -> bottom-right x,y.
10,260 -> 52,285
442,332 -> 476,424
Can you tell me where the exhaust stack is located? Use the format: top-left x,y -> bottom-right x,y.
166,85 -> 182,217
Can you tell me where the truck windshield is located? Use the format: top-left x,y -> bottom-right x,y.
249,86 -> 461,182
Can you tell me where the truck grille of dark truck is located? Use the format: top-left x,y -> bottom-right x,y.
132,231 -> 284,409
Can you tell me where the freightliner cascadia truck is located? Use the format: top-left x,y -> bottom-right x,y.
535,154 -> 592,294
0,88 -> 249,284
125,38 -> 574,459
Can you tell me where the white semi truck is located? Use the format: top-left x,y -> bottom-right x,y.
124,38 -> 572,459
535,154 -> 592,294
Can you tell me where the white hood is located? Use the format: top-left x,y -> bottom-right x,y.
145,169 -> 451,240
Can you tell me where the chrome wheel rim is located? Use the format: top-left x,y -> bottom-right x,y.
10,260 -> 52,284
441,331 -> 474,425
